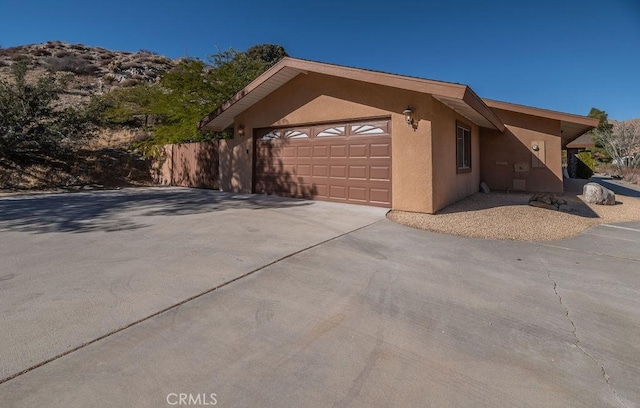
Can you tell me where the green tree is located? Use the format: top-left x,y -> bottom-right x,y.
586,107 -> 614,163
98,83 -> 163,127
0,61 -> 95,159
587,107 -> 613,135
101,44 -> 287,155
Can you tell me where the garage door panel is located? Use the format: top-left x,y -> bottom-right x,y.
370,166 -> 391,181
297,164 -> 311,176
330,145 -> 347,158
312,165 -> 328,177
370,143 -> 391,158
314,184 -> 329,198
283,146 -> 296,157
297,146 -> 311,157
313,146 -> 329,158
329,185 -> 347,200
349,144 -> 367,158
370,188 -> 391,205
330,165 -> 347,178
348,187 -> 367,202
255,119 -> 391,208
349,166 -> 367,180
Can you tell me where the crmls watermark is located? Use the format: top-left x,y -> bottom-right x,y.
166,393 -> 218,406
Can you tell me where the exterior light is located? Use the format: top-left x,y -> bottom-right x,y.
403,107 -> 414,126
237,125 -> 245,136
532,144 -> 540,151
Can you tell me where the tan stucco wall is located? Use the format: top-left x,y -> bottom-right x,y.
480,108 -> 563,193
220,72 -> 441,213
430,100 -> 481,213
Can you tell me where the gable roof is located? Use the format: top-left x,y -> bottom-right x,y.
199,57 -> 505,132
198,58 -> 598,143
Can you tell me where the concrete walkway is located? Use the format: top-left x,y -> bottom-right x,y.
0,188 -> 638,407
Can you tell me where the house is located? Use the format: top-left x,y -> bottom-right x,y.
198,58 -> 598,214
565,133 -> 596,178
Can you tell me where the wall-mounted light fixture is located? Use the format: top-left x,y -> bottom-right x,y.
403,107 -> 414,126
237,125 -> 245,136
532,144 -> 540,151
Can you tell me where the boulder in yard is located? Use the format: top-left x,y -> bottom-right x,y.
582,182 -> 615,205
480,181 -> 490,194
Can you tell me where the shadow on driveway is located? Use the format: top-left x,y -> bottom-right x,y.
590,176 -> 640,198
0,188 -> 311,234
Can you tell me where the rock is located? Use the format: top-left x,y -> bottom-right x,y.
542,196 -> 552,205
480,182 -> 490,194
558,204 -> 572,213
583,182 -> 616,205
557,198 -> 567,205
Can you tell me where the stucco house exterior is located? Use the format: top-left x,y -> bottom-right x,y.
199,58 -> 598,214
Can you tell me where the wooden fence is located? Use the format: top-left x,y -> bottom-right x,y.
154,141 -> 219,189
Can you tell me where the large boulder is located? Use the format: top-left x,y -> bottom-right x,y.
479,181 -> 490,194
582,182 -> 615,205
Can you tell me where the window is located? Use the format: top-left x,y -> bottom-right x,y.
456,123 -> 471,173
259,131 -> 281,141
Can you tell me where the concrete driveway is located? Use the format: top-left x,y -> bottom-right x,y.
0,188 -> 638,407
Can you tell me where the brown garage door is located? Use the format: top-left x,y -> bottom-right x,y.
254,118 -> 392,207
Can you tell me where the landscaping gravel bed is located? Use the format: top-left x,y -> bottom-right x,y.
388,191 -> 640,241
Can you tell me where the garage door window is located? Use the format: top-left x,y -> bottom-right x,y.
260,130 -> 280,141
285,130 -> 309,139
317,126 -> 346,137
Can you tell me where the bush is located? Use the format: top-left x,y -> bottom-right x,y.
621,168 -> 640,185
46,55 -> 99,75
32,49 -> 52,56
575,151 -> 594,179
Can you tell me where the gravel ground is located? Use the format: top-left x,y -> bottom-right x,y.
388,181 -> 640,241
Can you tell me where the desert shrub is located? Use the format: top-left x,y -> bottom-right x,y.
46,55 -> 99,75
151,56 -> 169,64
32,49 -> 51,56
120,78 -> 139,87
102,74 -> 117,84
70,44 -> 87,51
12,54 -> 33,65
595,163 -> 618,176
575,151 -> 594,179
120,61 -> 141,70
621,168 -> 640,184
55,50 -> 72,58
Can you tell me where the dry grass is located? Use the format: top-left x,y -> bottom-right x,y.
388,180 -> 640,241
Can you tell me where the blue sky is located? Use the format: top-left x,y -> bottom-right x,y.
1,0 -> 639,120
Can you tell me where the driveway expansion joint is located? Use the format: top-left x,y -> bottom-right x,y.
535,247 -> 630,408
0,218 -> 384,386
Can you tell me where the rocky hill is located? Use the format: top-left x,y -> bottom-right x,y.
0,41 -> 176,109
0,42 -> 178,190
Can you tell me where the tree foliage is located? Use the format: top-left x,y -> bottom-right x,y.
586,107 -> 614,163
594,121 -> 640,170
586,107 -> 640,170
0,61 -> 98,159
98,44 -> 287,155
